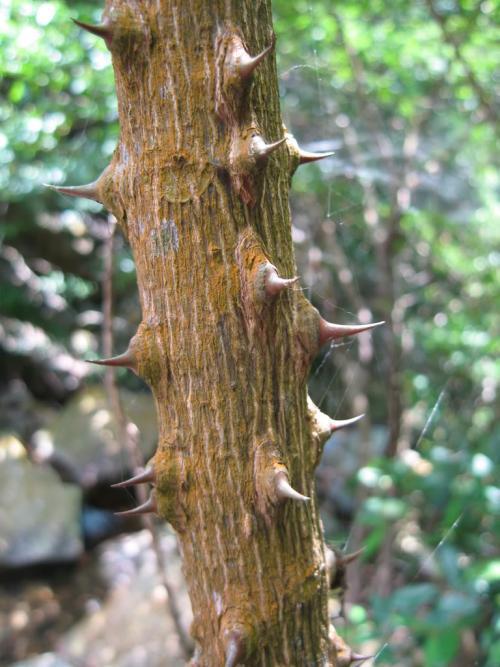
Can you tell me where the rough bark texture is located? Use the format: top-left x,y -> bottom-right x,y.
71,1 -> 377,664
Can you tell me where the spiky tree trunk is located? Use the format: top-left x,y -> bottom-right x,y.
57,2 -> 382,664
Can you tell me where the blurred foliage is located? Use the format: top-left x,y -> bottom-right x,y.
1,0 -> 499,665
273,0 -> 499,664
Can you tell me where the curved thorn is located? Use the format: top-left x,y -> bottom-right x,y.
87,349 -> 136,371
237,39 -> 275,79
43,182 -> 101,203
115,493 -> 157,517
265,266 -> 298,298
254,136 -> 286,160
224,633 -> 245,667
330,413 -> 365,432
351,653 -> 372,665
298,149 -> 335,165
111,466 -> 155,489
340,547 -> 365,566
72,19 -> 113,45
319,319 -> 385,346
275,471 -> 310,502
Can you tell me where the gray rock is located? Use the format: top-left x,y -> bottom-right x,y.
0,435 -> 83,569
36,387 -> 158,487
58,528 -> 190,667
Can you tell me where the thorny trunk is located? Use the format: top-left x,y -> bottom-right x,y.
60,1 -> 382,664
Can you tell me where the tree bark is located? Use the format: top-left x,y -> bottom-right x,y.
69,1 -> 379,664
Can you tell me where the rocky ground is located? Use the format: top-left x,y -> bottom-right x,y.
0,383 -> 370,666
0,385 -> 191,666
2,529 -> 190,666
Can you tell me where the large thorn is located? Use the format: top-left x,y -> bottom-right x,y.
72,19 -> 113,46
87,348 -> 136,371
236,38 -> 275,79
264,265 -> 298,298
351,654 -> 372,665
340,547 -> 365,566
111,466 -> 155,489
43,180 -> 102,203
330,414 -> 365,432
224,631 -> 245,667
319,318 -> 385,346
298,148 -> 335,165
115,493 -> 157,517
275,471 -> 310,502
250,135 -> 286,160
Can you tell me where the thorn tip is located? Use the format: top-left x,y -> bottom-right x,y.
87,349 -> 136,371
235,38 -> 275,79
251,135 -> 286,160
72,18 -> 113,45
264,265 -> 298,298
319,319 -> 385,346
111,466 -> 155,489
115,493 -> 157,517
275,471 -> 310,502
341,547 -> 365,566
330,413 -> 365,432
298,149 -> 335,165
44,182 -> 101,203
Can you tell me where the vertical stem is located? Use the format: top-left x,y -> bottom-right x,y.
100,221 -> 193,658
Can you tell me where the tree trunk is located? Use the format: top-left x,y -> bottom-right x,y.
66,1 -> 381,664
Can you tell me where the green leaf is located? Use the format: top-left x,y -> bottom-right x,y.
424,629 -> 459,665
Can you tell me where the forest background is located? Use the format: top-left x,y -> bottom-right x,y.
0,0 -> 498,665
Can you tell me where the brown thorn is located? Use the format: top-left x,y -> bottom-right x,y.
111,466 -> 155,489
330,413 -> 365,432
351,653 -> 372,665
340,547 -> 365,566
298,148 -> 335,165
318,319 -> 385,346
264,266 -> 298,298
72,19 -> 113,46
87,349 -> 136,371
237,38 -> 275,79
275,471 -> 310,502
43,181 -> 101,203
115,492 -> 157,517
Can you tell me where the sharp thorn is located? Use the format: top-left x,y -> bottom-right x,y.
72,19 -> 113,45
341,547 -> 365,566
265,266 -> 298,298
319,319 -> 385,346
351,653 -> 372,665
275,471 -> 310,502
237,39 -> 275,79
86,349 -> 136,371
111,466 -> 155,489
115,493 -> 157,517
43,182 -> 101,203
251,136 -> 286,160
330,414 -> 365,432
298,149 -> 335,165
